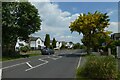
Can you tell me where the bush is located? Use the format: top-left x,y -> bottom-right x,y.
20,46 -> 30,53
60,44 -> 66,49
50,45 -> 53,49
73,43 -> 81,49
77,56 -> 118,80
107,40 -> 120,57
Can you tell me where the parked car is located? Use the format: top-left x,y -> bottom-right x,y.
41,47 -> 54,55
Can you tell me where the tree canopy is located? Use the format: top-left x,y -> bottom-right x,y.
52,38 -> 56,48
44,34 -> 50,48
2,2 -> 41,54
69,11 -> 110,54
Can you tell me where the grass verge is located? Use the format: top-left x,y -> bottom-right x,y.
1,50 -> 41,62
76,55 -> 120,80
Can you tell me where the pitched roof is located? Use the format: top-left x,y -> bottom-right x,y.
29,37 -> 44,42
111,33 -> 120,39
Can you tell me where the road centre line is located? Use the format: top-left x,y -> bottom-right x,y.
26,62 -> 33,68
77,57 -> 81,69
2,61 -> 30,70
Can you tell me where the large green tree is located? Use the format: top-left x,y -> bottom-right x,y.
2,2 -> 41,55
52,38 -> 56,48
69,11 -> 110,54
44,34 -> 50,48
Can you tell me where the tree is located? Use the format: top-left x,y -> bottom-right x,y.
2,2 -> 41,56
44,34 -> 50,48
73,43 -> 81,49
69,11 -> 110,54
69,42 -> 73,44
52,38 -> 56,48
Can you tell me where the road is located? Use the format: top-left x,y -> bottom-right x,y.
1,49 -> 85,79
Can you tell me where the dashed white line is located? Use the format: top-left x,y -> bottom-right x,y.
77,57 -> 81,69
2,61 -> 30,70
38,59 -> 48,63
26,62 -> 33,68
25,55 -> 62,72
53,55 -> 56,56
25,60 -> 48,72
2,55 -> 62,71
47,56 -> 62,60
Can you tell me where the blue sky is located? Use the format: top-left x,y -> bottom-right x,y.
31,2 -> 118,44
56,2 -> 118,22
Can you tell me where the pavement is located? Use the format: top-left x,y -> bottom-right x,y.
1,49 -> 85,79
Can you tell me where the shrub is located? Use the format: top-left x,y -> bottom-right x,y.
50,45 -> 53,49
73,43 -> 81,49
77,56 -> 118,80
60,44 -> 66,49
20,46 -> 30,53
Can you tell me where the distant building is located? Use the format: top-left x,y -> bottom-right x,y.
111,33 -> 120,58
111,33 -> 120,40
15,37 -> 29,51
54,41 -> 62,50
29,37 -> 45,50
15,37 -> 45,51
15,37 -> 64,51
65,42 -> 74,49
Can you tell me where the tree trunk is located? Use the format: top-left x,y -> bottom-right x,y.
86,46 -> 90,55
3,42 -> 17,57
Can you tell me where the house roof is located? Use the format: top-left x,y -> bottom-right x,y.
111,33 -> 120,39
29,37 -> 44,42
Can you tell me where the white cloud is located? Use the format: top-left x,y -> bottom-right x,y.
105,22 -> 118,33
31,2 -> 80,43
107,9 -> 117,16
30,2 -> 118,44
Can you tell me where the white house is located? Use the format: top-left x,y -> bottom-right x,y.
15,37 -> 45,51
15,36 -> 65,50
54,41 -> 62,50
29,37 -> 45,50
65,42 -> 74,49
15,37 -> 28,51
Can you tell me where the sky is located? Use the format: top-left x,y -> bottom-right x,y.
29,1 -> 118,44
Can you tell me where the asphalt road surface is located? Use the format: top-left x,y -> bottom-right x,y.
1,49 -> 85,79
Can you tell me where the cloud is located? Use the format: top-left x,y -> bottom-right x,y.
31,2 -> 80,43
30,2 -> 118,44
106,9 -> 118,16
105,22 -> 118,33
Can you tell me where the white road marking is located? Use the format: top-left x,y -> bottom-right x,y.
0,69 -> 2,80
1,55 -> 42,63
25,59 -> 48,71
2,61 -> 30,70
70,53 -> 73,54
26,62 -> 33,68
38,59 -> 48,63
47,56 -> 62,60
1,58 -> 26,63
77,57 -> 81,69
53,55 -> 56,56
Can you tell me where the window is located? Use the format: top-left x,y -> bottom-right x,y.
38,41 -> 40,44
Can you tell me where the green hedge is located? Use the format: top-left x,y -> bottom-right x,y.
20,46 -> 30,53
76,56 -> 118,80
